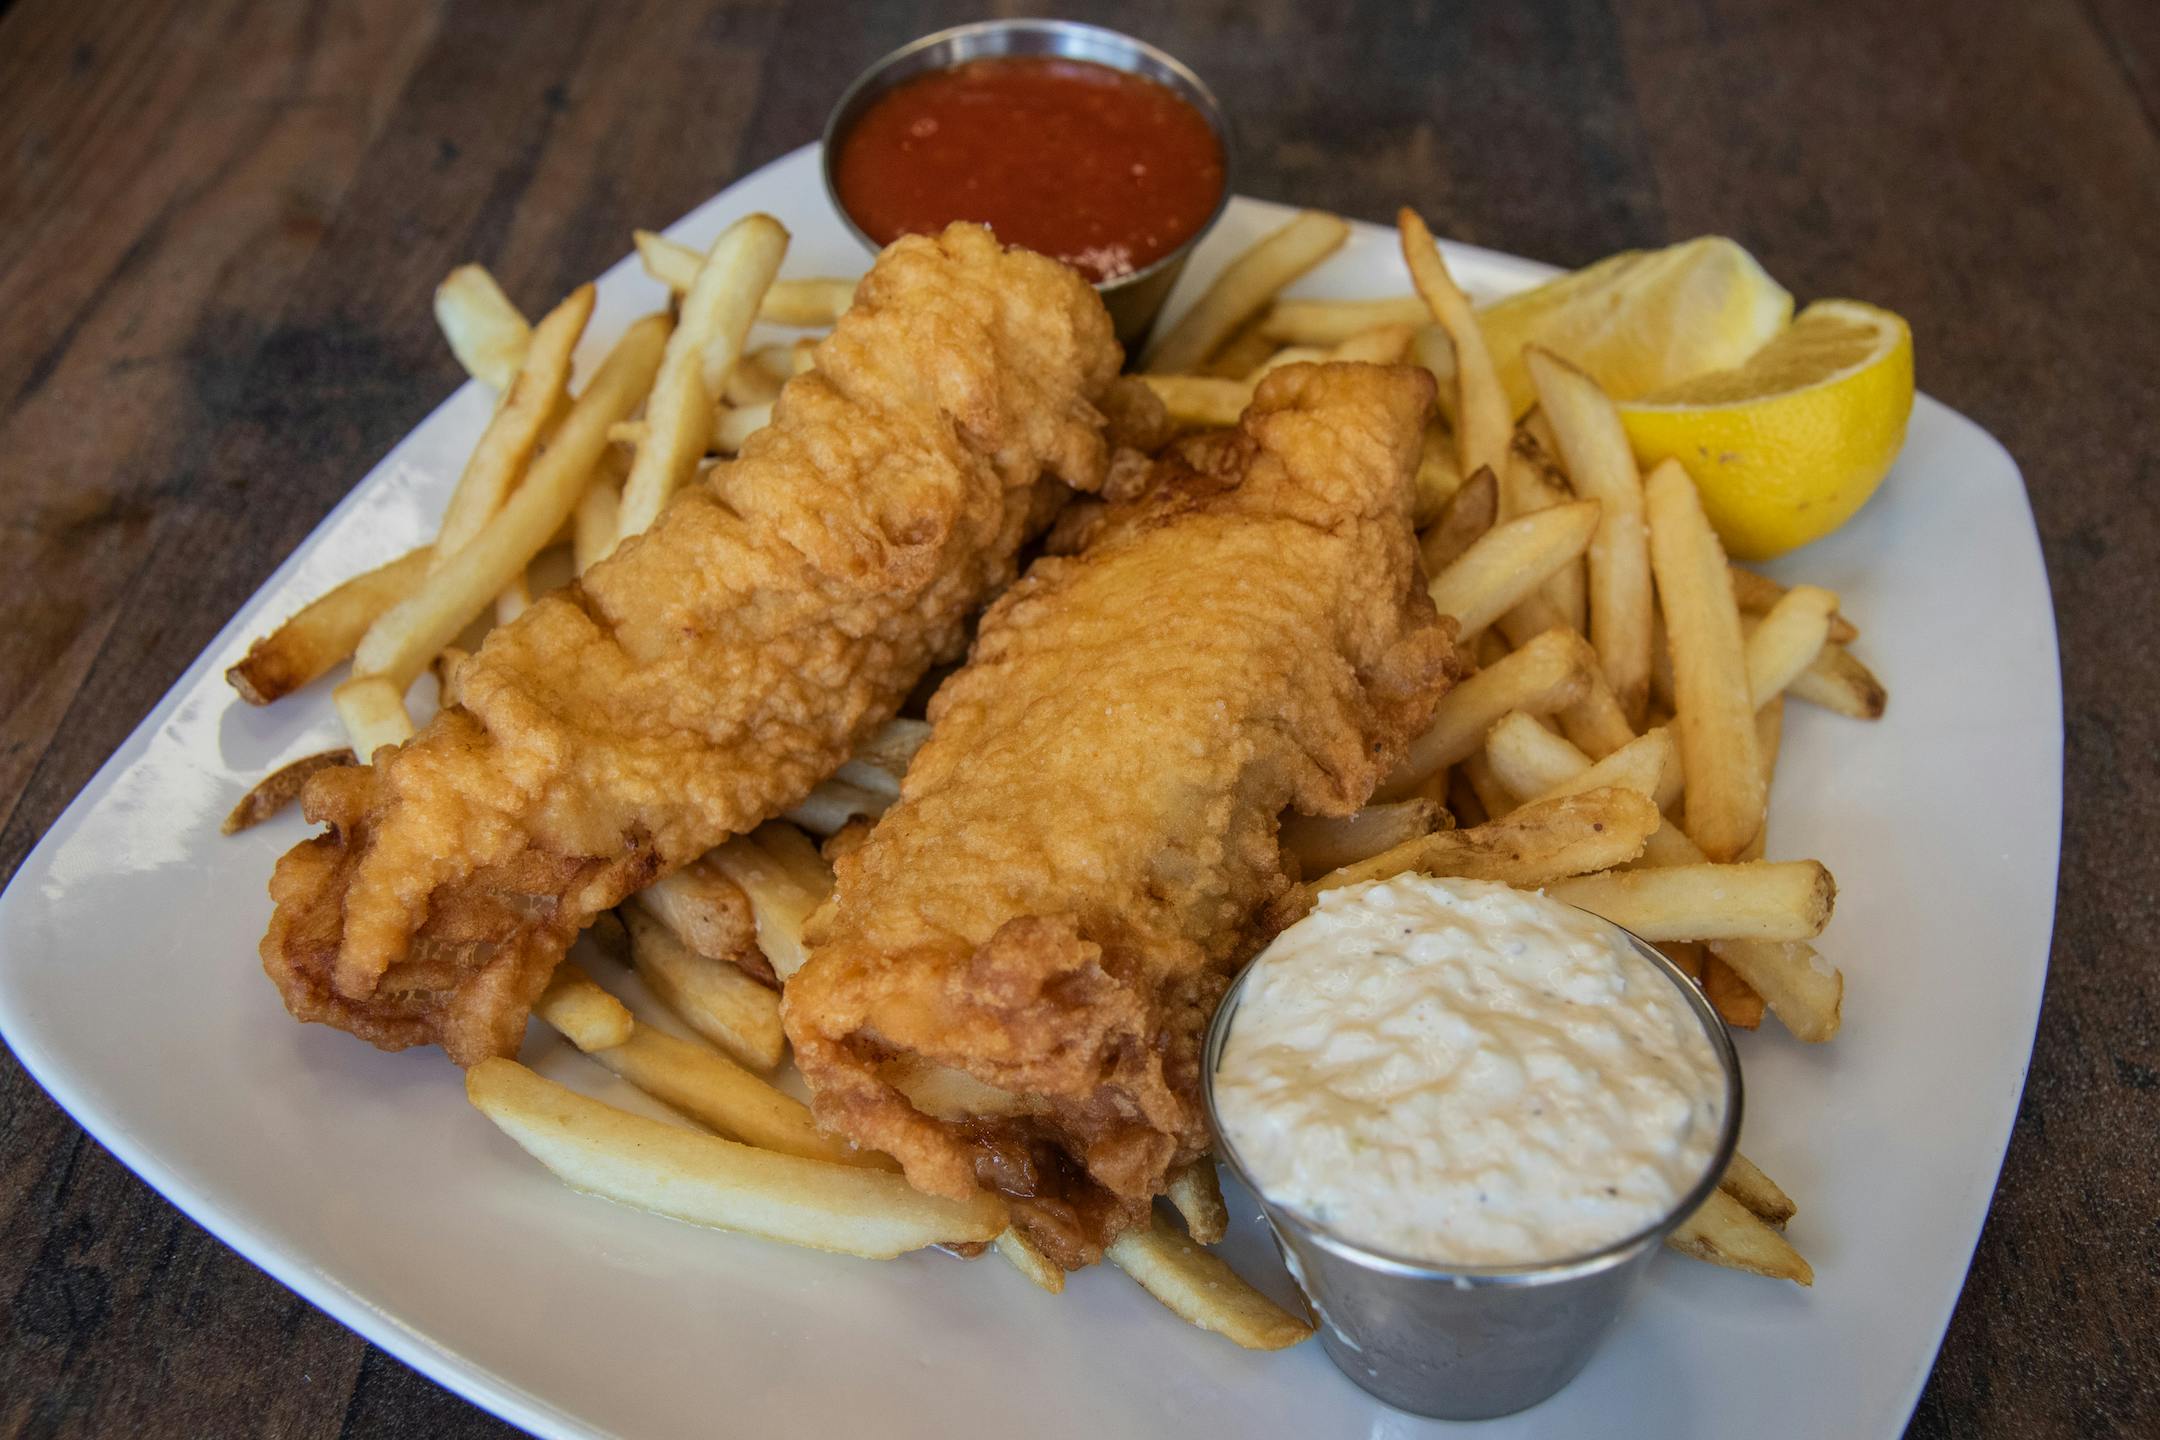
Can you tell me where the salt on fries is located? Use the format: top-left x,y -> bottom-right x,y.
224,203 -> 1893,1335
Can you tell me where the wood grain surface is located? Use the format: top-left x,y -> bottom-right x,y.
2,1 -> 2153,1435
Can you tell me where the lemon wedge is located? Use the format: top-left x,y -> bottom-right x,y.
1474,237 -> 1794,415
1618,300 -> 1915,560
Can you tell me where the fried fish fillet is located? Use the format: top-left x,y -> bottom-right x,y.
263,224 -> 1121,1065
784,363 -> 1461,1268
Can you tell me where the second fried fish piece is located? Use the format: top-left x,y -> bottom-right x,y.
785,362 -> 1460,1268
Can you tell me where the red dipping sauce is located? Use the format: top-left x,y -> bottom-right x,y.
833,56 -> 1226,284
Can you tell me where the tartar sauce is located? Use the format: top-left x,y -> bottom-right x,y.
1213,876 -> 1727,1267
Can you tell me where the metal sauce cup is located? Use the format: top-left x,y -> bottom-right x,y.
1203,911 -> 1743,1420
821,20 -> 1234,353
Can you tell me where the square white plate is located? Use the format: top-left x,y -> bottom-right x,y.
0,144 -> 2061,1438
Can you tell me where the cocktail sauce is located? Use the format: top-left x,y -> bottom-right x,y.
833,56 -> 1225,284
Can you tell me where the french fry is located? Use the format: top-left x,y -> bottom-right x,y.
534,963 -> 636,1051
1666,1187 -> 1813,1285
433,284 -> 594,564
994,1228 -> 1066,1294
754,820 -> 836,900
1411,421 -> 1465,526
1326,321 -> 1417,365
1494,589 -> 1574,650
618,215 -> 789,539
1758,692 -> 1785,791
1731,565 -> 1859,644
1144,210 -> 1350,374
1499,424 -> 1572,519
1166,1159 -> 1229,1245
1411,322 -> 1458,425
1481,709 -> 1599,797
1557,665 -> 1637,759
466,1059 -> 999,1259
1306,788 -> 1659,900
1138,374 -> 1252,430
1106,1210 -> 1312,1350
1526,348 -> 1653,722
1258,294 -> 1430,347
1703,955 -> 1765,1029
584,1022 -> 882,1168
1708,936 -> 1841,1042
1486,713 -> 1839,1035
849,717 -> 933,784
757,337 -> 819,379
1650,608 -> 1677,713
624,903 -> 783,1072
1245,345 -> 1327,380
1519,727 -> 1674,808
434,263 -> 530,390
632,862 -> 757,968
573,480 -> 621,575
220,748 -> 355,834
784,779 -> 889,835
1197,319 -> 1279,379
1507,429 -> 1588,628
1545,861 -> 1835,942
333,673 -> 415,759
635,229 -> 855,325
226,546 -> 434,705
494,572 -> 532,625
723,356 -> 783,408
1427,500 -> 1600,639
1721,1151 -> 1799,1227
1400,208 -> 1510,485
352,313 -> 670,691
1381,627 -> 1592,797
1645,458 -> 1763,859
1279,798 -> 1446,874
1788,641 -> 1889,720
707,833 -> 824,980
1458,750 -> 1517,821
712,400 -> 773,453
1745,584 -> 1839,707
1659,940 -> 1707,980
1418,466 -> 1498,575
758,276 -> 856,328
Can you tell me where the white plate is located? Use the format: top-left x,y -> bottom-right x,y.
0,143 -> 2061,1439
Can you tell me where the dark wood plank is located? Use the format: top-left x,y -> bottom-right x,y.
2,0 -> 2156,1435
2085,0 -> 2160,138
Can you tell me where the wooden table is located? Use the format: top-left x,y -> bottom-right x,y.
2,1 -> 2153,1434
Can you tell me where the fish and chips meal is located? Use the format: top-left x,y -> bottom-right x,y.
220,22 -> 1911,1378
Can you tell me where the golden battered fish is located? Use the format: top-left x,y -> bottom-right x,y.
784,362 -> 1460,1268
263,224 -> 1121,1065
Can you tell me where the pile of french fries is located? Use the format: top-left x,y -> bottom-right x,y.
220,219 -> 1314,1349
222,201 -> 1883,1342
1140,204 -> 1894,1285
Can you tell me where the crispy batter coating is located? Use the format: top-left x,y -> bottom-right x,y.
263,225 -> 1120,1065
784,363 -> 1461,1267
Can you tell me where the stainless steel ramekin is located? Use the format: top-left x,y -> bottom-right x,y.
820,20 -> 1233,353
1203,909 -> 1743,1420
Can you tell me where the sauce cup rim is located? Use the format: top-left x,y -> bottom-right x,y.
1202,883 -> 1745,1286
818,19 -> 1236,299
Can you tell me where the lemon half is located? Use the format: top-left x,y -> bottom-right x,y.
1477,237 -> 1795,415
1619,300 -> 1915,560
